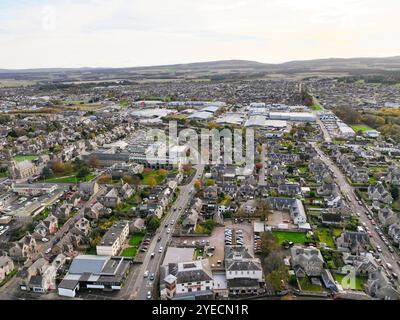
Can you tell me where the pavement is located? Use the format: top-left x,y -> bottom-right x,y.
129,164 -> 205,300
312,142 -> 400,281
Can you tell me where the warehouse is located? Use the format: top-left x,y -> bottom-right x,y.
269,112 -> 316,122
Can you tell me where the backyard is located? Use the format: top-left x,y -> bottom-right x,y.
121,232 -> 145,257
297,276 -> 323,292
272,230 -> 307,244
315,228 -> 336,248
335,273 -> 367,291
13,155 -> 38,162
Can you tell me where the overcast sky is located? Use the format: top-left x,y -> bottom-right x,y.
1,0 -> 400,69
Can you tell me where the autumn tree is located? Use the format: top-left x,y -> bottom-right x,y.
97,174 -> 112,184
122,175 -> 133,185
88,155 -> 100,168
194,179 -> 202,191
148,176 -> 157,188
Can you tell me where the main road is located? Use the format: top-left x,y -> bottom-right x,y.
129,164 -> 205,300
312,142 -> 400,280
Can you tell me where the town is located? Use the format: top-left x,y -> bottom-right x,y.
0,73 -> 399,302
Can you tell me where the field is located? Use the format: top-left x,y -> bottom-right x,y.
272,231 -> 307,244
14,155 -> 38,162
335,274 -> 367,290
351,124 -> 373,132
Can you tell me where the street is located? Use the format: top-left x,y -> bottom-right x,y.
129,164 -> 205,300
312,142 -> 400,280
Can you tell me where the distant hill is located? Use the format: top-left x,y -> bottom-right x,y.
1,56 -> 400,83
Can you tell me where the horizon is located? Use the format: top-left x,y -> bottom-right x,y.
2,55 -> 400,71
1,0 -> 400,69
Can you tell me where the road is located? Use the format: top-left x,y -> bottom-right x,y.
129,164 -> 205,300
312,142 -> 400,280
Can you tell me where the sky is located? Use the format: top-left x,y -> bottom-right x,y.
1,0 -> 400,69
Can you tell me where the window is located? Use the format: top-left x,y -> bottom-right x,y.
188,288 -> 192,292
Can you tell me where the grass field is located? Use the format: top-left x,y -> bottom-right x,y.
272,231 -> 307,244
13,155 -> 38,162
121,247 -> 137,257
129,233 -> 145,246
335,274 -> 367,290
351,124 -> 373,132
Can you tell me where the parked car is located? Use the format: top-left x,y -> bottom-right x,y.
143,270 -> 149,278
149,273 -> 155,281
151,252 -> 155,258
147,291 -> 152,299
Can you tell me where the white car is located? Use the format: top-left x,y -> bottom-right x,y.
166,228 -> 171,234
45,248 -> 52,254
143,270 -> 149,278
147,291 -> 152,299
159,246 -> 163,253
42,238 -> 49,242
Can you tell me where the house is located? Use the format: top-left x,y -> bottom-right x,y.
58,255 -> 132,297
33,214 -> 58,238
277,183 -> 301,197
203,185 -> 218,201
385,166 -> 400,186
119,183 -> 134,200
321,269 -> 338,292
224,246 -> 264,296
98,188 -> 121,208
51,232 -> 87,256
78,182 -> 99,200
336,231 -> 370,254
367,269 -> 400,300
321,210 -> 343,225
388,223 -> 400,245
368,182 -> 393,205
0,256 -> 14,282
71,217 -> 91,236
182,209 -> 199,234
290,246 -> 325,277
342,253 -> 378,275
378,207 -> 399,227
19,257 -> 57,293
9,235 -> 38,262
160,259 -> 214,300
267,197 -> 308,228
129,218 -> 146,233
96,220 -> 129,256
84,202 -> 110,220
53,203 -> 73,220
237,184 -> 255,201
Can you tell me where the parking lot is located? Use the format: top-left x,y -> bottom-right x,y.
174,220 -> 254,267
266,210 -> 297,229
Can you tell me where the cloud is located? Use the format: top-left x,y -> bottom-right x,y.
0,0 -> 399,68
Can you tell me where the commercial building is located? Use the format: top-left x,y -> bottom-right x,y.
57,255 -> 132,297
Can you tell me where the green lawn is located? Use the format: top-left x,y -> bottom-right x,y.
335,274 -> 367,290
311,103 -> 323,111
13,155 -> 38,162
298,277 -> 323,292
315,228 -> 335,248
351,124 -> 373,132
332,228 -> 343,238
273,231 -> 307,244
129,233 -> 145,246
45,174 -> 96,183
121,247 -> 137,257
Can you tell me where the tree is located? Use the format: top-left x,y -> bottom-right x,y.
143,167 -> 152,174
255,162 -> 263,171
391,185 -> 399,201
146,215 -> 160,234
205,179 -> 215,186
42,167 -> 53,179
182,164 -> 192,174
148,176 -> 157,188
52,159 -> 65,174
158,169 -> 168,178
194,179 -> 202,191
122,175 -> 134,185
97,174 -> 112,184
260,232 -> 279,257
256,200 -> 272,221
88,155 -> 100,168
287,165 -> 294,175
77,166 -> 90,179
